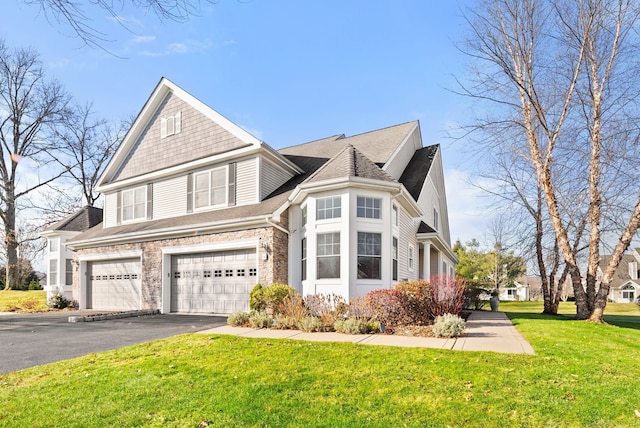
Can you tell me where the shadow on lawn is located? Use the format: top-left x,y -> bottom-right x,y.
504,311 -> 640,331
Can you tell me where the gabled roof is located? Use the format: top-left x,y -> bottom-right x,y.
417,221 -> 437,234
97,77 -> 265,189
278,121 -> 418,166
600,253 -> 640,289
400,144 -> 439,200
44,206 -> 104,233
305,144 -> 396,184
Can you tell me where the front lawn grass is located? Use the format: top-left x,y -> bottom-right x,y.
0,289 -> 47,312
1,303 -> 640,427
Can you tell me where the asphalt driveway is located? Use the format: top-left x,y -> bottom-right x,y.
0,311 -> 227,374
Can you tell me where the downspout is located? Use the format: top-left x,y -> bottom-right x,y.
266,216 -> 290,235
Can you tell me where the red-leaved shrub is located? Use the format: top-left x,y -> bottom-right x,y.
393,280 -> 434,326
430,275 -> 466,317
365,288 -> 409,329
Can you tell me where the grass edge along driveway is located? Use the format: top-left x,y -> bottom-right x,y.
1,304 -> 640,427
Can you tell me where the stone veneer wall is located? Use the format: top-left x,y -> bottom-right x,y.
73,219 -> 290,310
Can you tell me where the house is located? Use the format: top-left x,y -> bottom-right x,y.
499,281 -> 530,301
599,249 -> 640,303
40,206 -> 103,300
42,77 -> 457,314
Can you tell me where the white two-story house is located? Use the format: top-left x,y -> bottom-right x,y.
42,77 -> 457,314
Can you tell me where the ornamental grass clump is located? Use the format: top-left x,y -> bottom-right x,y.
248,311 -> 274,329
227,311 -> 250,326
431,313 -> 466,338
298,315 -> 324,332
304,293 -> 347,329
334,317 -> 380,334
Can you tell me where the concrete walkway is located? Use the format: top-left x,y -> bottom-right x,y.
198,310 -> 535,355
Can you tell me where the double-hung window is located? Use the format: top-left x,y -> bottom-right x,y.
301,238 -> 307,281
357,196 -> 381,219
317,232 -> 340,278
357,232 -> 381,279
122,186 -> 146,222
392,237 -> 398,281
194,167 -> 227,209
408,244 -> 415,272
65,259 -> 73,286
317,196 -> 341,220
49,259 -> 58,286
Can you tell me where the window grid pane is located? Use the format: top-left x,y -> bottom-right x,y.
357,232 -> 381,279
357,196 -> 381,219
317,232 -> 340,278
317,197 -> 341,220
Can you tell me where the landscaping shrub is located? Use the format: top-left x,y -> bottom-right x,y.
249,284 -> 264,311
431,313 -> 466,338
272,314 -> 299,329
347,295 -> 376,320
394,280 -> 434,325
27,280 -> 42,290
250,283 -> 299,314
298,315 -> 324,332
365,288 -> 409,330
304,293 -> 348,328
227,311 -> 250,326
430,275 -> 466,317
463,284 -> 490,310
46,291 -> 71,309
334,317 -> 381,334
279,293 -> 308,321
248,311 -> 274,328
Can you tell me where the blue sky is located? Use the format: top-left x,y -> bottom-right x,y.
5,0 -> 490,245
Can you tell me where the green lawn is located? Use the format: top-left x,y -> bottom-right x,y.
0,289 -> 47,312
1,302 -> 640,427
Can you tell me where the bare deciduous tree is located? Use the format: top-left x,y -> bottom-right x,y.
461,0 -> 640,321
0,42 -> 71,289
23,0 -> 215,49
54,103 -> 128,207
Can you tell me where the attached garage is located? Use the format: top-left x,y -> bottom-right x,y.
171,249 -> 257,314
87,259 -> 141,310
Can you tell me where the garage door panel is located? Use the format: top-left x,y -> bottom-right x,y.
171,250 -> 255,314
88,259 -> 141,311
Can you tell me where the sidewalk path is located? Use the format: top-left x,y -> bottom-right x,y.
198,310 -> 535,355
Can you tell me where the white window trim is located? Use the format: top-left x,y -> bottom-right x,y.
392,204 -> 399,228
316,196 -> 342,221
433,208 -> 439,231
408,243 -> 416,272
356,196 -> 382,220
121,186 -> 147,223
193,166 -> 228,211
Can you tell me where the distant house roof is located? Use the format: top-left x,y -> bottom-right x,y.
399,144 -> 439,200
45,206 -> 104,232
600,253 -> 640,289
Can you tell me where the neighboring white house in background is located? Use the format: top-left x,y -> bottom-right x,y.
499,281 -> 530,301
600,249 -> 640,303
41,77 -> 457,314
40,206 -> 103,300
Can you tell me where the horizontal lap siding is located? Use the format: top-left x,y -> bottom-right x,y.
104,193 -> 118,228
236,158 -> 258,205
399,209 -> 418,281
153,176 -> 188,219
260,158 -> 293,200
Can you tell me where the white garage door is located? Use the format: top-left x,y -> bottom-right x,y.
87,259 -> 141,310
171,250 -> 257,314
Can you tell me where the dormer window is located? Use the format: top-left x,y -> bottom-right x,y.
160,111 -> 182,138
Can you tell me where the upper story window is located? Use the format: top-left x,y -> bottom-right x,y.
49,238 -> 58,253
317,196 -> 341,220
433,208 -> 439,231
302,205 -> 307,227
194,167 -> 227,209
392,204 -> 398,227
357,196 -> 381,219
160,111 -> 182,138
122,186 -> 147,222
